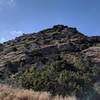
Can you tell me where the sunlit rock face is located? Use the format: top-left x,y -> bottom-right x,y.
82,46 -> 100,63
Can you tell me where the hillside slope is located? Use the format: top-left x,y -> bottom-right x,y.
0,25 -> 100,69
0,25 -> 100,99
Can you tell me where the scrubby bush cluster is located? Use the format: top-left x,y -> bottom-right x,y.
7,56 -> 100,99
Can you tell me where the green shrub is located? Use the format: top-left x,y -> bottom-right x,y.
9,57 -> 99,97
80,44 -> 89,50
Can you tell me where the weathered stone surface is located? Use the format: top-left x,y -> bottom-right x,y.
82,46 -> 100,63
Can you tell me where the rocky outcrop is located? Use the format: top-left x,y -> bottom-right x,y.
0,25 -> 100,73
82,46 -> 100,63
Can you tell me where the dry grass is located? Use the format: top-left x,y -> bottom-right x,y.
0,84 -> 76,100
